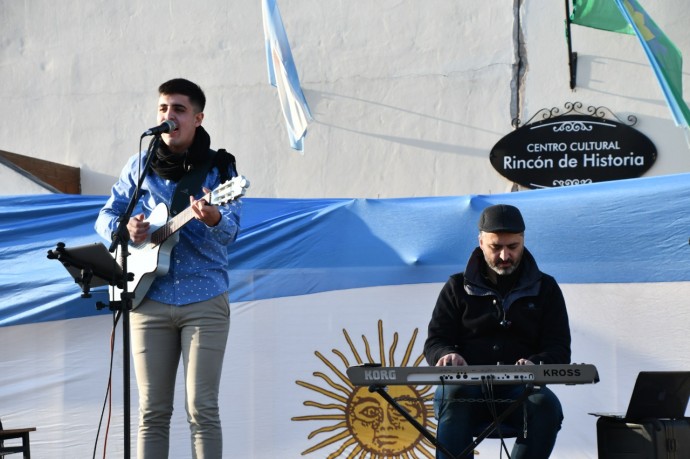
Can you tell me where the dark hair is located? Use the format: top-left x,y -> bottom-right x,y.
158,78 -> 206,112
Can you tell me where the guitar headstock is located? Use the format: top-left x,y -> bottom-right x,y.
210,175 -> 250,205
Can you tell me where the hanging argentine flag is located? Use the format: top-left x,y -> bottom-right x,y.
571,0 -> 690,128
262,0 -> 313,152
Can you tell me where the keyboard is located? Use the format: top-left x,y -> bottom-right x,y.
347,363 -> 599,386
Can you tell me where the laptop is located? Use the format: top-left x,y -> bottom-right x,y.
591,371 -> 690,421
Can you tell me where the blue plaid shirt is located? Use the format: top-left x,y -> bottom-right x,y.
95,151 -> 242,306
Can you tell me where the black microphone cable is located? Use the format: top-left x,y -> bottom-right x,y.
92,308 -> 121,459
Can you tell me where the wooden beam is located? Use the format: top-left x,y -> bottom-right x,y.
0,150 -> 81,194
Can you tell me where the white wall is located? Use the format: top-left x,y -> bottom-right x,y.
1,0 -> 689,198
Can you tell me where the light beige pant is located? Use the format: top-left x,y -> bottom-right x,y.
130,294 -> 230,459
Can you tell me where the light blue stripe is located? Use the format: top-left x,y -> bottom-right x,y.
2,173 -> 690,326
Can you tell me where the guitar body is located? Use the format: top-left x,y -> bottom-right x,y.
109,175 -> 249,310
111,203 -> 180,309
111,203 -> 179,309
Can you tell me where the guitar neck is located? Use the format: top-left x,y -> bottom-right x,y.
150,190 -> 212,245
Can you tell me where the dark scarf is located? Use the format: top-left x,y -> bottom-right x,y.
150,126 -> 211,182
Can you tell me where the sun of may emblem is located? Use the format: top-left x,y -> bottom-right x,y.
292,320 -> 437,458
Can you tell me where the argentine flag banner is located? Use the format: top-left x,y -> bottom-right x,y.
262,0 -> 313,152
2,173 -> 690,457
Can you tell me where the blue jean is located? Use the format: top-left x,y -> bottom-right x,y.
130,294 -> 230,459
433,383 -> 563,459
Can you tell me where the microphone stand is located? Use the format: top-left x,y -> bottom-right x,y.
96,135 -> 160,459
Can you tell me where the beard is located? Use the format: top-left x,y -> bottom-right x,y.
486,257 -> 520,276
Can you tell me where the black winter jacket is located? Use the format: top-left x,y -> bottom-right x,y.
424,247 -> 571,367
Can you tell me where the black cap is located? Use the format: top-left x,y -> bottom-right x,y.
478,204 -> 525,233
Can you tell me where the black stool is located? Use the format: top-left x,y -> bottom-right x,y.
0,419 -> 36,459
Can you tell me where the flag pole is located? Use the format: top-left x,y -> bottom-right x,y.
564,0 -> 577,90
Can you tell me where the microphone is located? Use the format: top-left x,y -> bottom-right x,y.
141,120 -> 176,136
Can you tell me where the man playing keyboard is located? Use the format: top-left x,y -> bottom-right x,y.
424,204 -> 571,459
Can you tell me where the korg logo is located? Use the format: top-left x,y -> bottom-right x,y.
364,368 -> 397,381
544,368 -> 581,377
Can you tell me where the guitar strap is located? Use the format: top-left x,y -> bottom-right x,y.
169,149 -> 238,216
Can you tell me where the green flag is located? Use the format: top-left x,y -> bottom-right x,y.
570,0 -> 633,34
570,0 -> 690,127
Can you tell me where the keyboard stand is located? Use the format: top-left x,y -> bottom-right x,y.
458,383 -> 534,458
368,382 -> 534,459
368,384 -> 456,458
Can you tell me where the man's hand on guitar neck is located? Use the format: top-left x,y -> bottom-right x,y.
190,188 -> 221,227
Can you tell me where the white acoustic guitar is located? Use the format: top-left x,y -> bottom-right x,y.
111,175 -> 249,309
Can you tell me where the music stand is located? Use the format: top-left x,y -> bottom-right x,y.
48,242 -> 124,297
48,240 -> 133,456
47,136 -> 160,459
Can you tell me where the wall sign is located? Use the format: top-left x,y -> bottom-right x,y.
489,105 -> 657,188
